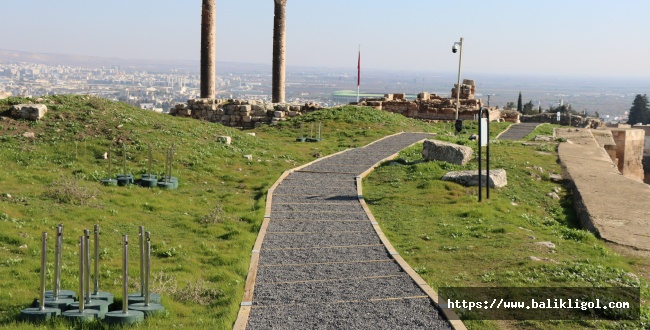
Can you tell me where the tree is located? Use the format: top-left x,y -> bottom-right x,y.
272,0 -> 287,103
505,102 -> 516,110
522,100 -> 535,115
200,0 -> 216,99
517,92 -> 523,113
627,94 -> 650,125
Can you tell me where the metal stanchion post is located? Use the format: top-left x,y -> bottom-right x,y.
129,231 -> 164,316
104,235 -> 144,325
62,237 -> 99,322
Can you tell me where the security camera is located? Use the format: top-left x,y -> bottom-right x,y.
452,44 -> 458,53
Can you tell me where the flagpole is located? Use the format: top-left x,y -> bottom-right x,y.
357,45 -> 360,103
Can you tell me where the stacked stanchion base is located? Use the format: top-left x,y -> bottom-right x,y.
45,290 -> 76,299
104,310 -> 145,325
62,309 -> 100,323
139,174 -> 158,188
20,307 -> 60,323
69,300 -> 109,319
44,297 -> 75,310
90,292 -> 115,305
129,302 -> 165,317
117,174 -> 134,186
128,292 -> 161,304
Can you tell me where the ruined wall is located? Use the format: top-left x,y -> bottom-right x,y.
520,112 -> 602,128
609,128 -> 645,182
170,98 -> 321,128
355,79 -> 508,122
631,124 -> 650,155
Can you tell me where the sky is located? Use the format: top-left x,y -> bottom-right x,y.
3,0 -> 650,79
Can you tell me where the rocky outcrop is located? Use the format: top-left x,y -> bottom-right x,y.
441,169 -> 507,188
422,140 -> 473,165
11,104 -> 47,121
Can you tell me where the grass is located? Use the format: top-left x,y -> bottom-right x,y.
0,95 -> 437,329
1,96 -> 647,329
363,132 -> 649,329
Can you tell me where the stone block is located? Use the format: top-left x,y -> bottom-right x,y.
417,92 -> 430,100
11,104 -> 48,121
217,136 -> 232,145
287,111 -> 298,117
290,105 -> 301,112
441,169 -> 508,188
422,139 -> 473,165
239,105 -> 252,113
274,111 -> 285,118
242,115 -> 252,123
394,93 -> 406,100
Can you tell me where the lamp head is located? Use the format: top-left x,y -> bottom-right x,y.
452,44 -> 459,53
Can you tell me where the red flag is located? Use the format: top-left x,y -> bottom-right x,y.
357,48 -> 360,87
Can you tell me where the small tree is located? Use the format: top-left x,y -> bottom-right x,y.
517,92 -> 523,113
627,94 -> 650,125
522,100 -> 535,115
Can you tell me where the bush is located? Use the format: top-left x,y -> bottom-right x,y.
46,177 -> 100,206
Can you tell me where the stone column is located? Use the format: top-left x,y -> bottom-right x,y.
200,0 -> 216,99
272,0 -> 287,103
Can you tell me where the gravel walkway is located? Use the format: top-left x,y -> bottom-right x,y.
243,133 -> 456,330
497,122 -> 540,140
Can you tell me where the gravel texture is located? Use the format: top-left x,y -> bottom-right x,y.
298,164 -> 375,174
269,211 -> 370,221
261,231 -> 381,249
283,172 -> 355,182
255,260 -> 403,283
273,185 -> 357,196
266,220 -> 374,233
258,245 -> 391,265
247,298 -> 453,330
252,274 -> 426,306
246,133 -> 453,329
272,195 -> 359,204
271,203 -> 365,213
276,180 -> 357,189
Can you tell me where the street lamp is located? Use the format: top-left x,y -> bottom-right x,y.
452,37 -> 464,134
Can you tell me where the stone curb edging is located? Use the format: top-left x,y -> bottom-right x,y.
233,132 -> 466,329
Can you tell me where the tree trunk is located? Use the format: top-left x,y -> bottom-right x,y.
272,0 -> 287,103
200,0 -> 216,99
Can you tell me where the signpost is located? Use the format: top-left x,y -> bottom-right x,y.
477,108 -> 490,202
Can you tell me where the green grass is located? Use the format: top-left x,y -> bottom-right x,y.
2,97 -> 647,329
0,96 -> 437,329
363,134 -> 649,329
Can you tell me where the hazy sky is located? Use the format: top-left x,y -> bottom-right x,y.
3,0 -> 650,78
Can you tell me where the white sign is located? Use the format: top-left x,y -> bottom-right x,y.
556,111 -> 561,121
480,118 -> 488,146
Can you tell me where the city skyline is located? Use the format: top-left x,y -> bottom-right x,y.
3,1 -> 650,79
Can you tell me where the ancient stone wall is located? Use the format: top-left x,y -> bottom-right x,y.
609,128 -> 645,182
355,80 -> 510,122
170,98 -> 321,128
631,124 -> 650,155
520,112 -> 602,128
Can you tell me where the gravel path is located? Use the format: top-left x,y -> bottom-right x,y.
497,122 -> 540,140
244,132 -> 455,330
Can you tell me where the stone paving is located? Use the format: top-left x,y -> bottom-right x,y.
242,133 -> 458,329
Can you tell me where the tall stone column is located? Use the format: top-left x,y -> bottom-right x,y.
200,0 -> 216,99
272,0 -> 287,103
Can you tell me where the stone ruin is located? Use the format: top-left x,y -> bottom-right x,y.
170,99 -> 322,128
355,79 -> 504,122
